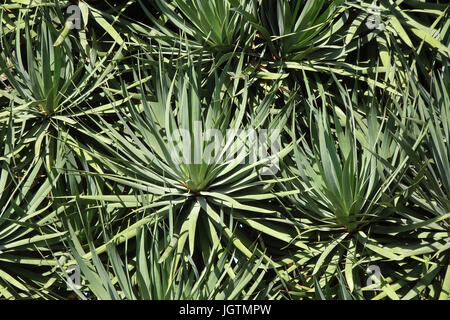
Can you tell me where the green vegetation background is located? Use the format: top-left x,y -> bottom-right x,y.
0,0 -> 449,300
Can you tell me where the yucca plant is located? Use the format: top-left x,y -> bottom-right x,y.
269,66 -> 450,299
238,0 -> 347,61
0,3 -> 125,299
0,5 -> 112,115
150,0 -> 253,53
0,0 -> 448,301
266,70 -> 439,298
63,51 -> 312,276
0,2 -> 127,208
286,77 -> 408,231
0,4 -> 122,172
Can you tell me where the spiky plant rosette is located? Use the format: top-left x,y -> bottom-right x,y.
0,0 -> 448,301
0,3 -> 122,298
270,71 -> 450,300
64,53 -> 305,278
0,3 -> 122,178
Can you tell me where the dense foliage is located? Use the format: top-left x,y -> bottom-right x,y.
0,0 -> 449,300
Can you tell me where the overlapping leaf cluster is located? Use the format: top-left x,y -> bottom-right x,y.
0,0 -> 449,300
